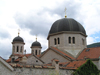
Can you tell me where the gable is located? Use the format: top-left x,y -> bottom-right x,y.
26,55 -> 43,65
40,49 -> 70,64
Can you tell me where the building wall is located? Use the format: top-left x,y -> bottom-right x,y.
14,68 -> 73,75
31,47 -> 41,55
0,62 -> 14,75
26,55 -> 43,65
48,33 -> 87,57
40,49 -> 70,64
12,43 -> 24,54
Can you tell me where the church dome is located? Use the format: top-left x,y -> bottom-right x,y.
31,41 -> 41,47
13,36 -> 24,42
49,18 -> 86,35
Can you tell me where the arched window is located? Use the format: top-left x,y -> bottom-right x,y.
32,50 -> 34,54
13,46 -> 15,52
35,50 -> 37,55
17,46 -> 19,52
82,39 -> 85,45
54,38 -> 56,45
73,37 -> 75,44
69,37 -> 71,44
39,50 -> 41,55
20,46 -> 22,52
58,38 -> 60,44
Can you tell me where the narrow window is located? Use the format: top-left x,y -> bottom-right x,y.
82,39 -> 85,45
35,50 -> 37,55
20,46 -> 23,52
32,50 -> 34,54
12,58 -> 15,62
58,38 -> 60,44
17,46 -> 19,52
13,46 -> 15,52
54,38 -> 56,45
69,37 -> 71,44
73,37 -> 75,44
39,50 -> 41,55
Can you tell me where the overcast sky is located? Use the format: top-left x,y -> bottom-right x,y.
0,0 -> 100,59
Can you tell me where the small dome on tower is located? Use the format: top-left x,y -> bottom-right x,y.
13,36 -> 24,42
31,41 -> 41,47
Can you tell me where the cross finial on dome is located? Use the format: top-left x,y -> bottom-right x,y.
18,29 -> 20,36
64,7 -> 67,18
36,34 -> 37,41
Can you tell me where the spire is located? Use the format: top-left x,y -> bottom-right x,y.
18,29 -> 20,36
64,8 -> 67,18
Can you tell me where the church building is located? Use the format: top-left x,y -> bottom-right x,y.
0,14 -> 100,75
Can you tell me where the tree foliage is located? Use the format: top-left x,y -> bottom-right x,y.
73,59 -> 99,75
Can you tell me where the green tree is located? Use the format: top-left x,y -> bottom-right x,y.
73,59 -> 99,75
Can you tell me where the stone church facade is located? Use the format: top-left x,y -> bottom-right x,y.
0,16 -> 100,75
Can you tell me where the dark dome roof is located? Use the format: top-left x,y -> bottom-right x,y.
49,18 -> 86,35
31,41 -> 41,47
13,36 -> 24,42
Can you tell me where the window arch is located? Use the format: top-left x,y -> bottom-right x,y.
35,50 -> 37,55
58,38 -> 60,44
20,46 -> 23,52
73,37 -> 75,44
69,37 -> 71,44
17,46 -> 19,52
54,38 -> 56,45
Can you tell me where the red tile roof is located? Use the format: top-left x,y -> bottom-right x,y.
6,54 -> 41,63
51,47 -> 75,60
37,55 -> 41,57
6,58 -> 11,63
77,47 -> 100,60
43,63 -> 52,66
59,62 -> 70,66
66,60 -> 86,69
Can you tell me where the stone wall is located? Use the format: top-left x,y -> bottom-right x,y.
48,33 -> 87,57
0,62 -> 13,75
40,49 -> 69,64
14,68 -> 73,75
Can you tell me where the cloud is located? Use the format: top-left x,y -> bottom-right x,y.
0,28 -> 10,39
0,39 -> 11,59
14,0 -> 81,38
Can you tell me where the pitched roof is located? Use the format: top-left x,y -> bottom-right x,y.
66,60 -> 86,69
40,47 -> 75,61
51,47 -> 75,60
6,58 -> 11,63
7,54 -> 41,63
28,54 -> 44,63
77,47 -> 100,60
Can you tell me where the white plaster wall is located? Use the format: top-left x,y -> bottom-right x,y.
12,43 -> 24,54
41,49 -> 69,64
31,47 -> 41,55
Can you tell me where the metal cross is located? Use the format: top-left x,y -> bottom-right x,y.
64,8 -> 67,18
18,29 -> 20,36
